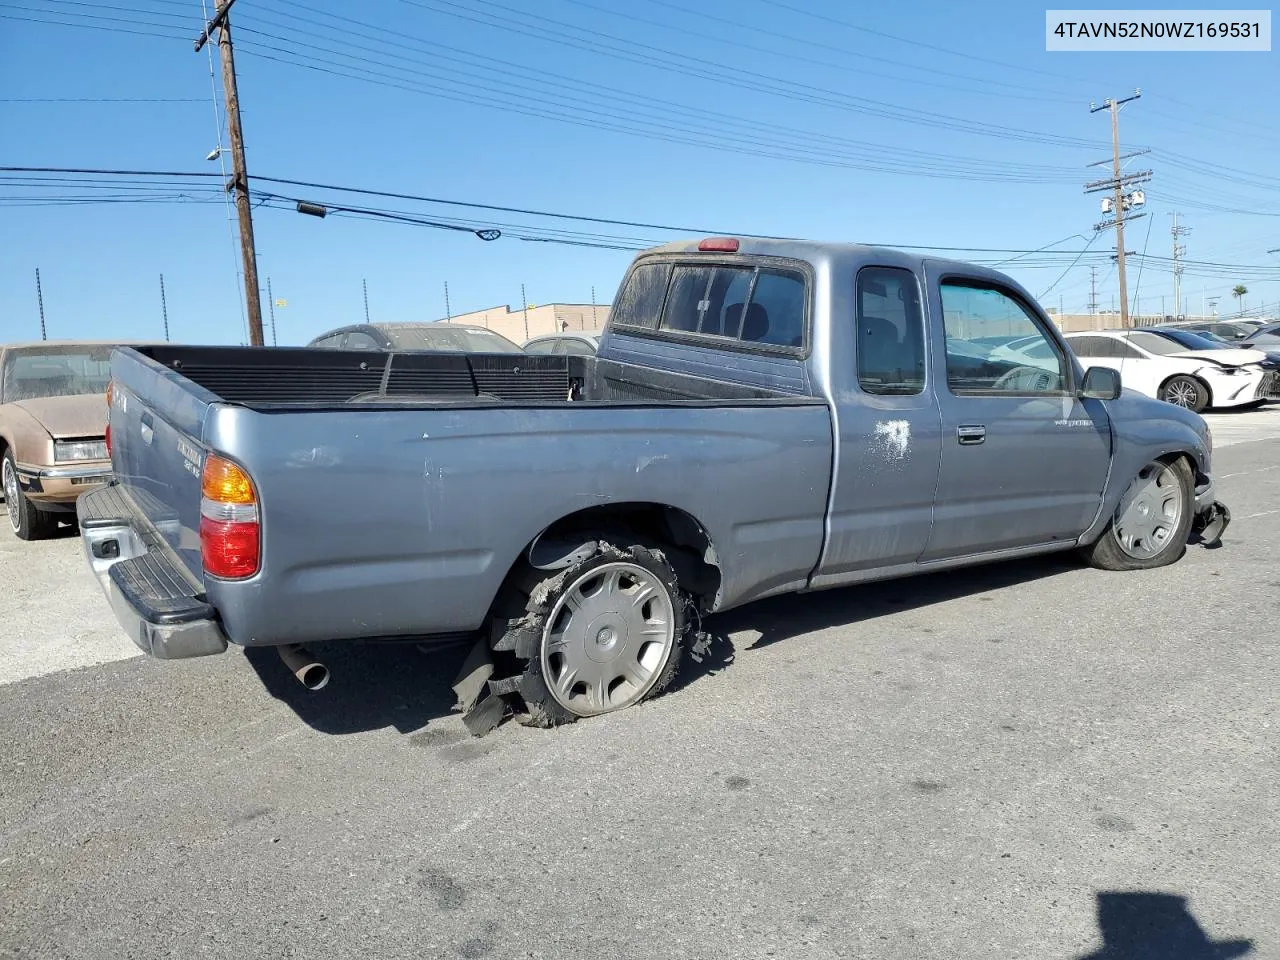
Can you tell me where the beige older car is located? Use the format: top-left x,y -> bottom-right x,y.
0,341 -> 134,540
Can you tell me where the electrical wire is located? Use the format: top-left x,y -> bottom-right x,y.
1039,230 -> 1101,299
389,0 -> 1106,150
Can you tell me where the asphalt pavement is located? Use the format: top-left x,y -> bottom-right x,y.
1,430 -> 1277,960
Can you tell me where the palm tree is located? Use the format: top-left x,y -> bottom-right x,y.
1232,284 -> 1248,316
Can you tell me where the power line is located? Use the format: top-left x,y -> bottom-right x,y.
239,2 -> 1083,182
752,0 -> 1094,86
390,0 -> 1106,150
0,96 -> 204,102
232,21 -> 1077,183
1039,230 -> 1101,299
564,0 -> 1080,102
2,166 -> 1128,257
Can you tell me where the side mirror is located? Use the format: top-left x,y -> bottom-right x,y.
1080,365 -> 1122,401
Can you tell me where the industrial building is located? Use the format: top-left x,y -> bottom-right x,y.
440,302 -> 609,343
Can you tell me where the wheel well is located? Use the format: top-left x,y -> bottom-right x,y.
1159,372 -> 1211,400
520,503 -> 722,611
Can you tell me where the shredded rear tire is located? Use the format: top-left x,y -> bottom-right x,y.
489,541 -> 687,727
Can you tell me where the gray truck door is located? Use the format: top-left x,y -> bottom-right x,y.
919,267 -> 1111,560
811,265 -> 944,586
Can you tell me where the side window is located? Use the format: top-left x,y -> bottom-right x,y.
1067,337 -> 1101,358
311,334 -> 346,349
345,332 -> 382,350
523,339 -> 558,355
610,262 -> 672,331
561,339 -> 596,356
1108,339 -> 1145,360
856,266 -> 925,396
940,281 -> 1067,394
743,270 -> 805,347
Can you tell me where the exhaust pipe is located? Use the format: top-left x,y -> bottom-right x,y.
277,644 -> 330,691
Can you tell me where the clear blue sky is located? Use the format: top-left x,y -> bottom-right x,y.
1,0 -> 1277,345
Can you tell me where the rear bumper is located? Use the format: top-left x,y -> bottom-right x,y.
77,482 -> 228,660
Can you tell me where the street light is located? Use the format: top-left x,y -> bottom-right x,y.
205,146 -> 227,161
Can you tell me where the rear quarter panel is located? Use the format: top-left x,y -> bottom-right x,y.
203,401 -> 833,645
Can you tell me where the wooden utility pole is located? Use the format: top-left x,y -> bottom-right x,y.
195,0 -> 264,346
35,268 -> 47,340
267,277 -> 278,346
159,273 -> 171,342
1086,91 -> 1149,329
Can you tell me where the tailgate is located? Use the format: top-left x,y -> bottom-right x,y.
108,348 -> 213,585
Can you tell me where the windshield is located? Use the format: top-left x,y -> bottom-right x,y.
2,345 -> 115,402
1147,329 -> 1226,351
382,325 -> 524,354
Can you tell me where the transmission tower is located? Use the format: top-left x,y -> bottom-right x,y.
1170,212 -> 1191,318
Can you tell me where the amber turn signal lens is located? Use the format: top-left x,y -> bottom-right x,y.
201,454 -> 256,504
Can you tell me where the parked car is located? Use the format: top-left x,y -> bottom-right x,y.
522,331 -> 602,356
308,322 -> 524,354
79,237 -> 1229,733
1162,318 -> 1280,349
1163,319 -> 1256,343
1147,326 -> 1280,371
1063,329 -> 1276,412
0,341 -> 136,540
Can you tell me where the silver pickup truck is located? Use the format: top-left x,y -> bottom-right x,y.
78,237 -> 1230,731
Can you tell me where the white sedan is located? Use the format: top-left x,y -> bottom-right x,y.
1062,329 -> 1273,413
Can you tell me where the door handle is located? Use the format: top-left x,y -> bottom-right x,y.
140,410 -> 155,446
957,424 -> 986,445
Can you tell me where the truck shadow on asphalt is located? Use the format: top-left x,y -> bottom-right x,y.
241,552 -> 1080,737
242,639 -> 469,737
1075,891 -> 1252,959
709,552 -> 1080,651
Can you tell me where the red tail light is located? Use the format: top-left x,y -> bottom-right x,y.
200,516 -> 261,578
698,237 -> 740,253
200,454 -> 260,579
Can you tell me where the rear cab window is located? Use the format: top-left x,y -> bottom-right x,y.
609,256 -> 808,353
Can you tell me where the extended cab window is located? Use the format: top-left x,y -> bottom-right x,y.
856,267 -> 925,395
610,262 -> 672,331
940,281 -> 1067,394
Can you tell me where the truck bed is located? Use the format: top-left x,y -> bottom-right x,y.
135,345 -> 805,409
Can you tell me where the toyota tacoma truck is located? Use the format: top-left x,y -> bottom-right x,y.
77,237 -> 1230,732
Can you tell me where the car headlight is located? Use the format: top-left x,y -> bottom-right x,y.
53,439 -> 108,462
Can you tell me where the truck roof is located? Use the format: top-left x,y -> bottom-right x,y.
641,236 -> 992,277
1,339 -> 151,351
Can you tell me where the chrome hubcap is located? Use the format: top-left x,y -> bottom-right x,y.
1112,461 -> 1184,560
540,561 -> 677,717
1166,380 -> 1197,407
2,460 -> 19,531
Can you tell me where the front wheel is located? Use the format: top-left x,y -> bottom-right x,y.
1080,457 -> 1194,571
1160,375 -> 1209,413
3,451 -> 56,541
